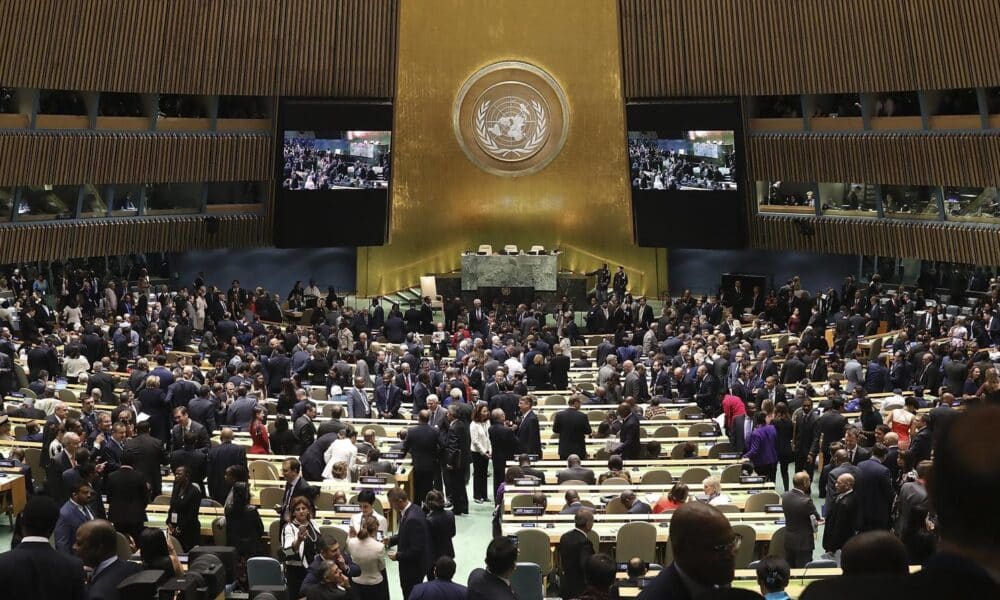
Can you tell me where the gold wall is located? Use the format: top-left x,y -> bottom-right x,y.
358,0 -> 666,297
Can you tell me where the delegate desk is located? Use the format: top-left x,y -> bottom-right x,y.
461,252 -> 558,291
142,504 -> 373,542
0,471 -> 28,516
503,482 -> 774,513
503,458 -> 742,485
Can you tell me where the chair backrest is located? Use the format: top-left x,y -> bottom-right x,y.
314,492 -> 337,511
587,411 -> 607,423
732,524 -> 757,569
615,521 -> 657,562
259,487 -> 284,511
510,562 -> 543,600
687,423 -> 716,436
708,442 -> 735,458
640,469 -> 672,485
529,245 -> 545,254
654,425 -> 678,438
586,529 -> 600,553
152,495 -> 172,505
358,423 -> 386,437
14,363 -> 29,389
510,494 -> 536,510
515,529 -> 553,575
680,467 -> 710,484
679,406 -> 703,418
543,395 -> 565,406
309,386 -> 328,401
604,498 -> 628,514
576,382 -> 595,392
167,535 -> 184,556
744,491 -> 781,513
18,387 -> 36,399
594,448 -> 610,460
719,463 -> 743,484
247,556 -> 284,588
419,276 -> 439,302
560,479 -> 587,487
320,525 -> 348,550
249,460 -> 279,480
714,504 -> 740,513
602,477 -> 630,486
504,245 -> 519,255
670,443 -> 691,459
201,498 -> 223,508
58,388 -> 78,405
212,516 -> 227,545
267,520 -> 283,558
767,526 -> 786,558
805,559 -> 839,568
579,499 -> 596,510
116,532 -> 133,560
478,244 -> 493,255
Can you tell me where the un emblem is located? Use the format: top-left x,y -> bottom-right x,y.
454,61 -> 569,176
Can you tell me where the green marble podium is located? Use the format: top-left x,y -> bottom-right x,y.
461,253 -> 559,291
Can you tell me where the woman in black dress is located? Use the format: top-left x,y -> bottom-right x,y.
424,490 -> 456,561
168,465 -> 203,551
772,403 -> 795,492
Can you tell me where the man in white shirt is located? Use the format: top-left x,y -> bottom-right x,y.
322,429 -> 359,479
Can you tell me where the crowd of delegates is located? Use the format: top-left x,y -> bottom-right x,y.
282,137 -> 390,191
0,264 -> 999,598
629,138 -> 737,191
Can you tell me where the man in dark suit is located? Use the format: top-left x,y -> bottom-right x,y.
375,372 -> 403,418
844,428 -> 871,465
105,454 -> 149,540
856,444 -> 893,531
205,427 -> 246,503
75,519 -> 142,599
54,481 -> 96,555
780,350 -> 807,385
444,406 -> 471,515
914,352 -> 940,394
85,362 -> 118,404
300,431 -> 339,482
637,503 -> 737,600
908,414 -> 933,465
187,385 -> 218,432
169,406 -> 210,450
729,409 -> 754,454
616,402 -> 641,459
556,454 -> 596,484
559,510 -> 596,599
346,377 -> 372,418
809,398 -> 847,466
693,365 -> 720,415
467,537 -> 517,600
551,395 -> 592,459
403,410 -> 441,504
514,396 -> 541,456
490,390 -> 520,423
278,457 -> 317,522
224,391 -> 257,429
165,366 -> 199,410
383,312 -> 407,344
123,420 -> 166,497
0,496 -> 86,599
295,402 -> 318,449
467,299 -> 489,339
621,489 -> 652,514
488,410 -> 518,496
781,471 -> 821,567
386,488 -> 433,600
409,556 -> 468,600
823,472 -> 859,555
263,349 -> 291,396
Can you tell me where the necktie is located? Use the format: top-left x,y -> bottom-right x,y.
81,505 -> 93,520
283,483 -> 294,514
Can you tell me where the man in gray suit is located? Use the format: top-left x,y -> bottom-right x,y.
426,394 -> 446,429
346,376 -> 371,418
224,386 -> 257,429
781,471 -> 822,567
555,454 -> 596,484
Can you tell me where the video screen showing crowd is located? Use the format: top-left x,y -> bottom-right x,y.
629,130 -> 737,192
282,130 -> 391,191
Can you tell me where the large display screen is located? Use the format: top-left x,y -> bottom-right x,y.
627,100 -> 747,249
629,130 -> 737,191
274,100 -> 392,247
282,131 -> 390,190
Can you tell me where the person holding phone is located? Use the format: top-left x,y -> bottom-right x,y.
348,515 -> 389,600
283,495 -> 321,598
349,490 -> 387,537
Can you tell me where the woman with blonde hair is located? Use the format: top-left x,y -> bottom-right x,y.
347,515 -> 388,600
976,367 -> 1000,405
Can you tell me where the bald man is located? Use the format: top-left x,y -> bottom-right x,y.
782,471 -> 822,567
823,473 -> 858,555
74,519 -> 141,599
638,503 -> 737,599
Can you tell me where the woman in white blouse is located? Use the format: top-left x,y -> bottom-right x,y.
62,347 -> 90,382
347,515 -> 388,600
470,402 -> 492,503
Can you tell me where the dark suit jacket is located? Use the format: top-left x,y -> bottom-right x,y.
490,392 -> 520,423
86,557 -> 141,600
410,579 -> 469,600
206,441 -> 247,503
823,490 -> 858,552
515,410 -> 541,456
488,423 -> 517,464
375,383 -> 402,417
169,448 -> 208,488
0,539 -> 85,600
782,489 -> 819,552
55,500 -> 93,554
169,482 -> 203,550
427,508 -> 456,560
550,354 -> 571,390
556,465 -> 596,485
403,423 -> 440,472
856,458 -> 893,524
106,465 -> 149,528
637,563 -> 692,600
559,528 -> 595,598
467,568 -> 515,600
123,433 -> 166,496
300,432 -> 339,481
390,503 -> 432,584
811,411 -> 847,459
187,396 -> 218,432
552,408 -> 592,460
617,412 -> 641,459
170,420 -> 210,451
86,372 -> 118,405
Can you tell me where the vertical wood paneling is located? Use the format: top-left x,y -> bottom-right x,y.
0,0 -> 397,96
620,0 -> 1000,98
0,132 -> 271,186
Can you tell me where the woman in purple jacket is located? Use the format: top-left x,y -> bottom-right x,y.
743,410 -> 779,482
